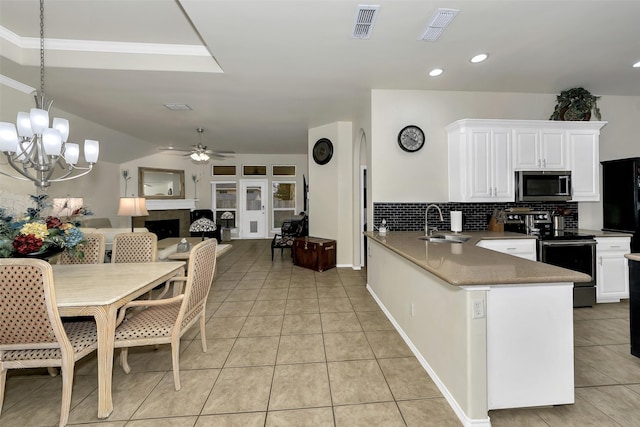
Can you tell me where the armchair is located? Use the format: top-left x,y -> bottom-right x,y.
271,213 -> 308,261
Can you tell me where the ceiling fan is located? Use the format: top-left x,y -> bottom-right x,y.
158,128 -> 235,162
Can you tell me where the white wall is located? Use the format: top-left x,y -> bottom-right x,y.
370,90 -> 640,230
309,122 -> 354,266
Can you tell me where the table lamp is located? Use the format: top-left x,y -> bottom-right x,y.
189,217 -> 217,241
221,211 -> 234,228
117,197 -> 149,232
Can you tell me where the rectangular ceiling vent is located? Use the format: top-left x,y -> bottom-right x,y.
163,103 -> 192,111
352,5 -> 380,39
419,8 -> 459,41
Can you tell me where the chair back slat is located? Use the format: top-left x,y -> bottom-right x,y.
0,260 -> 60,347
111,232 -> 158,263
59,233 -> 106,264
180,239 -> 217,328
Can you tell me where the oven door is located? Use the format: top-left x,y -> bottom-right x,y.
539,239 -> 596,307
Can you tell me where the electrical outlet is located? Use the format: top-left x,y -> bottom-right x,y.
472,299 -> 484,319
410,303 -> 415,316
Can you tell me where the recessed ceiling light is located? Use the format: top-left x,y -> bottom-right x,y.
163,103 -> 192,111
633,60 -> 640,68
470,53 -> 488,63
429,68 -> 443,77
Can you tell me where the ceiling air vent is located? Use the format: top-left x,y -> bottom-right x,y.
352,5 -> 380,39
419,8 -> 459,41
163,103 -> 192,111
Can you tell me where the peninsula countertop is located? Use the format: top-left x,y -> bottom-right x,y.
365,230 -> 591,287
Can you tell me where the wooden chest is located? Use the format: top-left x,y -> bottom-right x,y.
293,237 -> 336,272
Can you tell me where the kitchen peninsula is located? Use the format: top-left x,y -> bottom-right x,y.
365,230 -> 590,427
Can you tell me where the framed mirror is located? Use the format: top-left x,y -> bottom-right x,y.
138,167 -> 185,199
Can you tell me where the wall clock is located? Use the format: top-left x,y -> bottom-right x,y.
398,125 -> 425,152
313,138 -> 334,165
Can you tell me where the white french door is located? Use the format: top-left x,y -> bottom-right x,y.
239,179 -> 268,239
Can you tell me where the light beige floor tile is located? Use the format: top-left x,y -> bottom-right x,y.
269,363 -> 332,410
212,280 -> 239,290
365,330 -> 413,358
266,407 -> 334,426
250,299 -> 287,315
378,357 -> 441,399
180,338 -> 235,369
397,398 -> 460,427
196,412 -> 266,426
1,373 -> 96,427
262,279 -> 292,289
327,360 -> 393,405
209,289 -> 231,303
213,301 -> 255,317
356,311 -> 395,331
204,316 -> 246,338
281,313 -> 322,335
277,334 -> 325,364
317,287 -> 347,299
239,315 -> 284,337
132,369 -> 220,419
285,298 -> 319,314
344,287 -> 371,298
533,394 -> 621,426
488,407 -> 550,426
349,296 -> 381,312
334,402 -> 405,427
225,336 -> 279,367
202,366 -> 274,414
321,312 -> 362,333
243,271 -> 269,281
575,345 -> 640,383
235,279 -> 265,289
257,288 -> 289,300
574,358 -> 619,387
324,332 -> 375,361
289,278 -> 316,288
576,384 -> 640,426
287,287 -> 318,299
574,318 -> 630,346
319,297 -> 353,313
127,417 -> 198,426
225,288 -> 260,301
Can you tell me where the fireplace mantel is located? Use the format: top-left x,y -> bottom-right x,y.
145,199 -> 197,211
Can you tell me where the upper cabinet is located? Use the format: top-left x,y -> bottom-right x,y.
513,128 -> 567,170
447,119 -> 607,203
448,121 -> 513,202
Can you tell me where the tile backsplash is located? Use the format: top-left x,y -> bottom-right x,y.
373,202 -> 579,232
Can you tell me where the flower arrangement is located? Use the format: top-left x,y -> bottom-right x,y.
0,195 -> 86,259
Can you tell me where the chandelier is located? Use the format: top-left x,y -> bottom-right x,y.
0,0 -> 99,189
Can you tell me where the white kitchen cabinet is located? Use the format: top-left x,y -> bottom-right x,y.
568,129 -> 600,201
595,236 -> 631,303
447,119 -> 606,203
448,122 -> 513,202
476,238 -> 537,261
513,128 -> 567,170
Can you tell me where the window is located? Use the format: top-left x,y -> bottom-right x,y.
212,165 -> 236,176
213,182 -> 237,228
272,165 -> 296,176
272,181 -> 296,229
243,165 -> 266,176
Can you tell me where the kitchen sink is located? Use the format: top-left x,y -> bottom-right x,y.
418,233 -> 472,243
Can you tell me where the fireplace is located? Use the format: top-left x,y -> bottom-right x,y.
144,219 -> 180,240
133,208 -> 191,237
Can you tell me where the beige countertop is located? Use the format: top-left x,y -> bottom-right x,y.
625,254 -> 640,261
365,230 -> 591,287
579,229 -> 634,238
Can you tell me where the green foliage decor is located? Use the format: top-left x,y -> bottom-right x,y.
550,87 -> 601,121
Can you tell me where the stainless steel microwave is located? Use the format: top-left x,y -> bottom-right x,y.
515,170 -> 572,202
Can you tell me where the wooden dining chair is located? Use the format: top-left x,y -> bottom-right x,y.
0,259 -> 98,427
113,239 -> 217,390
111,232 -> 158,263
59,233 -> 106,264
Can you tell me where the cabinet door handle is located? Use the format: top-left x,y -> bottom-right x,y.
507,247 -> 517,251
599,256 -> 602,266
610,245 -> 621,248
537,159 -> 541,167
543,158 -> 547,168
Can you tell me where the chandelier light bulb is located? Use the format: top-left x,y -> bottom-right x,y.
84,139 -> 100,163
16,112 -> 34,138
64,142 -> 80,164
0,122 -> 19,152
52,118 -> 70,142
42,128 -> 62,156
29,108 -> 49,134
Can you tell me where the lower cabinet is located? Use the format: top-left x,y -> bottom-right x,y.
476,238 -> 537,261
595,236 -> 631,303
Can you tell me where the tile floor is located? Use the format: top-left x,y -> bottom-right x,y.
1,239 -> 640,426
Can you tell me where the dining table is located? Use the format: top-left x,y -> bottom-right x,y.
52,261 -> 185,419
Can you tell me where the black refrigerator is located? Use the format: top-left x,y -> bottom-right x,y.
601,157 -> 640,252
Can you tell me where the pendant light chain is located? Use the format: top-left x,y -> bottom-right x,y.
39,0 -> 45,97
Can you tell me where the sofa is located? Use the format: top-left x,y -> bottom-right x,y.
78,218 -> 148,253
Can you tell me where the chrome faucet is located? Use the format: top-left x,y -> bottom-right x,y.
425,204 -> 444,236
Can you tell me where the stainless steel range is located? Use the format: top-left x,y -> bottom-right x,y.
503,210 -> 596,307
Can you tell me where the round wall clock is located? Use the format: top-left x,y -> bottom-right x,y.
313,138 -> 334,165
398,125 -> 425,152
